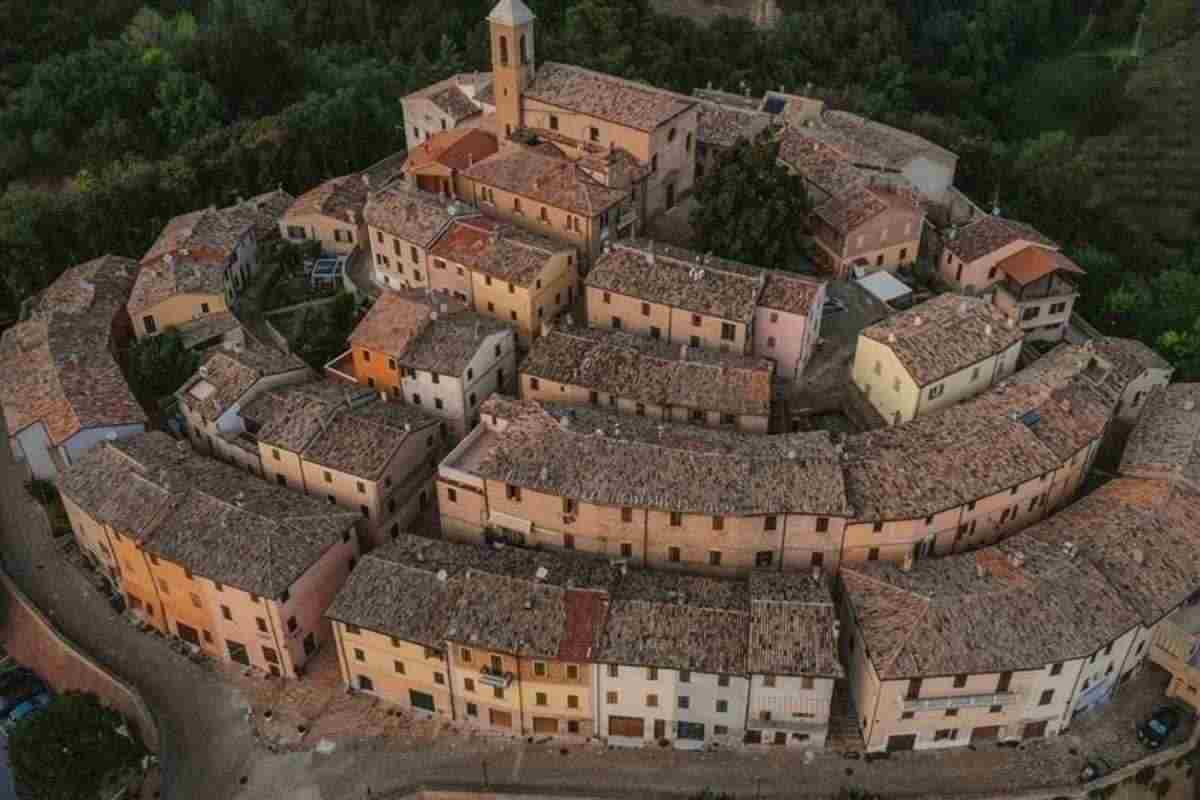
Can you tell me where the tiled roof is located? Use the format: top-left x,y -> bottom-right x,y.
404,129 -> 499,174
1092,337 -> 1173,384
995,246 -> 1084,286
759,272 -> 823,315
284,173 -> 369,223
696,102 -> 773,149
692,87 -> 762,110
244,380 -> 440,478
0,256 -> 145,444
363,186 -> 463,248
430,217 -> 565,287
142,207 -> 254,267
447,570 -> 573,658
777,128 -> 866,197
598,570 -> 748,674
176,339 -> 308,422
325,552 -> 458,647
174,312 -> 242,351
349,291 -> 509,376
127,257 -> 226,318
220,189 -> 295,241
820,110 -> 954,168
748,572 -> 843,678
812,183 -> 888,235
1121,384 -> 1200,487
588,241 -> 764,324
525,62 -> 695,132
860,294 -> 1024,386
945,214 -> 1056,264
405,75 -> 484,123
463,145 -> 629,216
461,398 -> 849,515
58,432 -> 357,597
522,326 -> 774,418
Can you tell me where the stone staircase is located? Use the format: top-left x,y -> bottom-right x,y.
826,680 -> 865,752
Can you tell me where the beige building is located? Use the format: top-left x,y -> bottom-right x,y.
429,216 -> 579,345
0,255 -> 146,479
521,326 -> 775,433
130,205 -> 260,338
175,337 -> 312,473
364,185 -> 475,292
241,380 -> 447,549
1092,337 -> 1174,425
585,240 -> 825,380
327,291 -> 516,438
842,474 -> 1200,753
401,72 -> 492,146
438,397 -> 851,572
483,0 -> 698,221
280,173 -> 370,256
57,432 -> 362,678
937,213 -> 1060,295
989,246 -> 1085,342
776,128 -> 926,279
853,294 -> 1024,426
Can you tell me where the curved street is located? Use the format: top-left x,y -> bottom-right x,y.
0,429 -> 257,800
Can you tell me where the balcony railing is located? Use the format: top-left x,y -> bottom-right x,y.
901,691 -> 1019,713
478,666 -> 514,689
998,275 -> 1077,303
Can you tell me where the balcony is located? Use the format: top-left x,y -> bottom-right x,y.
478,665 -> 514,689
747,715 -> 826,733
996,274 -> 1078,305
901,692 -> 1019,713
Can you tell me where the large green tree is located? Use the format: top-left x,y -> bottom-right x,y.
688,134 -> 810,271
127,328 -> 200,403
9,691 -> 145,800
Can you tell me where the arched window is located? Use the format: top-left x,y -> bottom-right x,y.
499,35 -> 509,66
520,35 -> 528,65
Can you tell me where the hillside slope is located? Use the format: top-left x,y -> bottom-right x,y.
1082,32 -> 1200,250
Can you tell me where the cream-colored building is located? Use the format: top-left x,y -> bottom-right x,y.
937,214 -> 1061,295
1092,337 -> 1174,425
280,173 -> 370,256
327,291 -> 517,439
57,432 -> 362,678
520,326 -> 775,433
175,337 -> 312,473
363,185 -> 474,292
429,216 -> 579,346
853,294 -> 1024,426
401,72 -> 492,146
989,245 -> 1086,343
585,240 -> 825,380
241,380 -> 447,549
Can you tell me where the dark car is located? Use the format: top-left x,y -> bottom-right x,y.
1137,706 -> 1182,749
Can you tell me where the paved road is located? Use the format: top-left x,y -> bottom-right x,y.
0,432 -> 258,800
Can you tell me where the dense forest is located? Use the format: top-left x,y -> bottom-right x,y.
0,0 -> 1197,371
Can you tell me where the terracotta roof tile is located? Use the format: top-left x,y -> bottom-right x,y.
996,247 -> 1084,286
1092,337 -> 1173,384
284,173 -> 369,223
430,217 -> 566,287
1121,384 -> 1200,487
696,101 -> 773,149
363,186 -> 464,248
127,257 -> 227,319
463,145 -> 628,216
748,572 -> 843,677
860,294 -> 1024,386
945,215 -> 1056,264
525,62 -> 695,132
176,339 -> 308,422
142,207 -> 254,267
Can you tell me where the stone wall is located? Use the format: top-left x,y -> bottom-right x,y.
0,570 -> 160,752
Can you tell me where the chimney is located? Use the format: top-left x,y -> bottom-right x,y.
540,321 -> 551,338
985,324 -> 993,336
1184,399 -> 1196,412
901,550 -> 915,572
1008,551 -> 1026,569
439,302 -> 449,314
975,561 -> 986,579
912,315 -> 923,327
1132,547 -> 1145,565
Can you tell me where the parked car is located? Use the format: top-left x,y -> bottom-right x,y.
3,692 -> 51,730
0,675 -> 45,716
1137,706 -> 1182,749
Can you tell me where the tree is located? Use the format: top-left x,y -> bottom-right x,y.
127,328 -> 200,403
9,691 -> 145,800
688,134 -> 810,271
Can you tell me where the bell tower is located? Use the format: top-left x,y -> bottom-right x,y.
488,0 -> 535,142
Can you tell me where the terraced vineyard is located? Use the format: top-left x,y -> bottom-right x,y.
1082,32 -> 1200,252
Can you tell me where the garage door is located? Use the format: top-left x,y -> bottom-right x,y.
608,716 -> 645,738
972,726 -> 1001,741
489,709 -> 513,729
533,717 -> 558,734
886,734 -> 917,752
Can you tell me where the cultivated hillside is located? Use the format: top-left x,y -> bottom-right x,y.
1082,31 -> 1200,251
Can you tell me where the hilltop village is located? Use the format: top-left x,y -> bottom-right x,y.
3,0 -> 1200,760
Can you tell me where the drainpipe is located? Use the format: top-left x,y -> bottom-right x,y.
442,647 -> 458,722
515,651 -> 527,735
138,549 -> 169,634
264,595 -> 288,677
777,515 -> 786,571
333,621 -> 353,690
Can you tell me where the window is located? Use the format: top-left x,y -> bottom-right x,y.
621,507 -> 633,523
611,316 -> 622,330
1050,301 -> 1067,315
901,711 -> 915,720
872,521 -> 884,533
466,702 -> 478,717
447,488 -> 457,503
953,675 -> 968,688
255,617 -> 268,633
801,676 -> 815,690
708,550 -> 722,566
678,696 -> 690,709
535,692 -> 547,706
1022,306 -> 1041,321
602,291 -> 611,304
641,302 -> 651,317
997,671 -> 1012,693
721,323 -> 736,341
646,693 -> 659,708
498,35 -> 509,65
540,207 -> 549,222
589,391 -> 599,405
1038,689 -> 1054,706
651,154 -> 658,172
713,516 -> 724,531
868,547 -> 880,561
606,691 -> 618,705
354,648 -> 365,662
716,699 -> 728,713
945,708 -> 958,717
680,670 -> 691,683
686,132 -> 693,153
221,605 -> 232,621
567,665 -> 579,680
464,678 -> 475,692
358,675 -> 374,691
589,126 -> 600,142
764,515 -> 777,531
767,337 -> 776,349
816,517 -> 829,533
929,383 -> 945,400
563,534 -> 575,549
906,679 -> 922,700
692,313 -> 702,327
534,661 -> 547,677
567,694 -> 579,709
620,542 -> 633,558
989,705 -> 1002,713
506,485 -> 521,501
1049,662 -> 1063,677
608,664 -> 619,678
434,672 -> 445,685
529,377 -> 540,391
143,315 -> 158,334
549,115 -> 558,131
668,546 -> 681,563
934,729 -> 958,742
